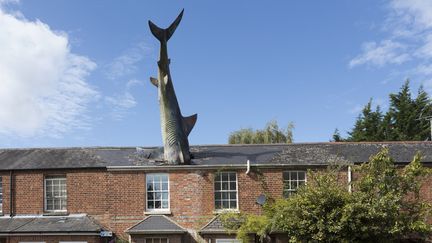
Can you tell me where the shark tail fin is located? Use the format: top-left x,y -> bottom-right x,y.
183,113 -> 197,137
148,9 -> 184,42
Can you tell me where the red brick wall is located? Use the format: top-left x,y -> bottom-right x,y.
0,172 -> 10,215
104,171 -> 146,237
238,169 -> 284,214
14,171 -> 44,214
170,170 -> 214,229
0,168 -> 290,237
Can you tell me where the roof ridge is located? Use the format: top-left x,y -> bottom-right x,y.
0,141 -> 431,151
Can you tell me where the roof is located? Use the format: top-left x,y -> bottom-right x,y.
126,215 -> 186,234
199,216 -> 226,234
0,214 -> 104,234
0,142 -> 431,171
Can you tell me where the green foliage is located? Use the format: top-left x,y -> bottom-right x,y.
340,80 -> 432,142
331,128 -> 344,142
228,120 -> 294,144
348,99 -> 384,141
221,148 -> 432,242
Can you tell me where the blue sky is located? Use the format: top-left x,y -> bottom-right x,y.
1,0 -> 432,148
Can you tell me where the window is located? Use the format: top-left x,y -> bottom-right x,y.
0,176 -> 2,213
146,173 -> 169,211
44,176 -> 67,212
143,239 -> 168,243
283,171 -> 306,197
215,239 -> 242,243
214,172 -> 238,210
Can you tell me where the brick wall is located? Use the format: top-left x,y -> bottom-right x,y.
4,166 -> 429,241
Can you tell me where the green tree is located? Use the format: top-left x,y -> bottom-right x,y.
348,99 -> 384,141
343,80 -> 432,141
221,149 -> 432,242
228,120 -> 294,144
331,128 -> 344,142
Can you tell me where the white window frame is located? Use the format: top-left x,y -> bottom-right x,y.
214,171 -> 239,211
44,175 -> 67,213
59,242 -> 87,243
146,173 -> 170,212
0,176 -> 2,214
215,239 -> 242,243
143,238 -> 169,243
20,242 -> 46,243
283,170 -> 307,198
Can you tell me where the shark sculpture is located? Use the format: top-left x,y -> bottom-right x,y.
148,9 -> 197,164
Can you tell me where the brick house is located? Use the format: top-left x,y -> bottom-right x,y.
0,142 -> 431,243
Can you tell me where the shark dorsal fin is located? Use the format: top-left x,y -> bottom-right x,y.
183,114 -> 197,137
150,77 -> 158,87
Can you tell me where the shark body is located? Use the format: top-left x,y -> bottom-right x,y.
148,10 -> 197,164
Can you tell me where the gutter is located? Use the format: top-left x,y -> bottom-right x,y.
9,170 -> 13,217
106,163 -> 329,171
347,165 -> 352,193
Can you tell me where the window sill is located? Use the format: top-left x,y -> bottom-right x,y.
144,210 -> 171,215
213,209 -> 240,215
43,211 -> 69,216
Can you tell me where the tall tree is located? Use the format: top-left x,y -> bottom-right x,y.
343,80 -> 432,141
228,120 -> 294,144
348,99 -> 384,141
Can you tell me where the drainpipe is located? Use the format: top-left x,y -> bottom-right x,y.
347,166 -> 352,193
9,170 -> 13,217
245,160 -> 251,175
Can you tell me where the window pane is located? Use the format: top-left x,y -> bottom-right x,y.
230,192 -> 236,200
215,200 -> 221,209
222,182 -> 228,190
222,200 -> 229,208
229,173 -> 236,181
155,192 -> 161,200
215,192 -> 221,200
148,192 -> 154,200
222,173 -> 228,181
229,182 -> 236,190
291,172 -> 298,180
215,182 -> 221,191
162,192 -> 168,200
298,172 -> 305,180
155,200 -> 161,209
230,200 -> 237,209
221,192 -> 228,200
147,201 -> 154,209
154,182 -> 161,191
162,182 -> 168,191
162,201 -> 168,209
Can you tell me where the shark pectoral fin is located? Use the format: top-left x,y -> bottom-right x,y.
150,77 -> 159,87
183,113 -> 197,136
